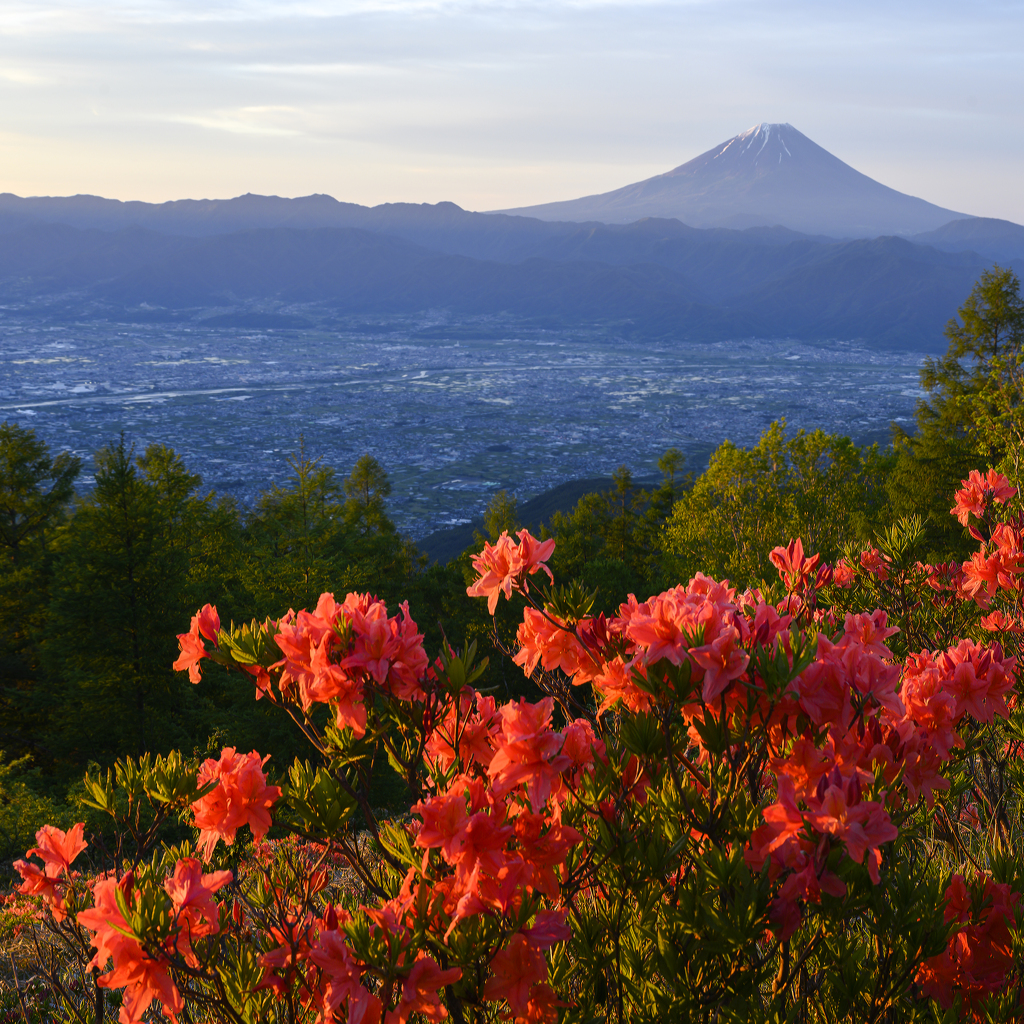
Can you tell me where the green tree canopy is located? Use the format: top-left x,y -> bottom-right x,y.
483,489 -> 519,543
889,265 -> 1024,550
43,436 -> 202,767
0,423 -> 81,760
0,421 -> 80,567
662,421 -> 890,587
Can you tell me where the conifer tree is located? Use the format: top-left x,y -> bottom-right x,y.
483,490 -> 519,543
890,266 -> 1024,551
343,453 -> 392,534
0,423 -> 80,758
43,436 -> 197,767
245,445 -> 414,615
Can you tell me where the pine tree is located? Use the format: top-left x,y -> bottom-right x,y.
0,423 -> 80,759
483,490 -> 519,543
889,266 -> 1024,553
43,437 -> 200,768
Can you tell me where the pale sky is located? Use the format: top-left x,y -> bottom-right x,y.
2,0 -> 1023,222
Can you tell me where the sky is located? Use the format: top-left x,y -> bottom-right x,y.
1,0 -> 1023,221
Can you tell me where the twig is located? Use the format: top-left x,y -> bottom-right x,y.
10,955 -> 30,1024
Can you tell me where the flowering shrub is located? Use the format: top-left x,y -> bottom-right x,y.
6,475 -> 1024,1023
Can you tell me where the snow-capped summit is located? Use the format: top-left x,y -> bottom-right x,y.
493,123 -> 968,238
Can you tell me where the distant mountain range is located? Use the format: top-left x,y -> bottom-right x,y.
495,123 -> 970,238
1,123 -> 1022,349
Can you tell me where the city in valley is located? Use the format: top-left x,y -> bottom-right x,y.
0,311 -> 925,537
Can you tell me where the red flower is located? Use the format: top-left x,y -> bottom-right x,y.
483,933 -> 548,1015
192,748 -> 281,861
917,873 -> 1019,1014
951,469 -> 1017,526
859,548 -> 890,581
164,858 -> 232,956
769,538 -> 821,591
14,823 -> 87,922
172,604 -> 220,684
487,698 -> 572,808
386,955 -> 461,1024
78,876 -> 184,1024
467,530 -> 556,614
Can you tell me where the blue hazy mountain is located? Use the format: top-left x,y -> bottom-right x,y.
911,217 -> 1024,263
494,123 -> 969,238
1,120 -> 1019,349
0,219 -> 994,348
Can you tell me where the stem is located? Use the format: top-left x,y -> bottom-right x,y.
92,966 -> 104,1024
10,956 -> 30,1024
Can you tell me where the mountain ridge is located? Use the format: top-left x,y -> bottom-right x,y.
0,219 -> 999,349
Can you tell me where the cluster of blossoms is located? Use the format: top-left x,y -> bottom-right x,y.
468,473 -> 1022,958
412,694 -> 594,1018
175,591 -> 431,737
13,823 -> 87,922
10,467 -> 1024,1022
15,822 -> 231,1023
951,470 -> 1024,607
253,893 -> 462,1024
916,873 -> 1020,1014
466,529 -> 556,614
273,591 -> 430,732
79,857 -> 233,1023
492,552 -> 1018,940
192,747 -> 282,861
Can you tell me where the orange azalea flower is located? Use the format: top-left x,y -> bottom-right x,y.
78,876 -> 184,1024
482,933 -> 548,1015
172,604 -> 220,684
951,469 -> 1017,526
192,748 -> 281,861
14,823 -> 87,923
386,955 -> 461,1024
769,538 -> 821,591
487,698 -> 572,808
859,548 -> 890,581
467,530 -> 556,614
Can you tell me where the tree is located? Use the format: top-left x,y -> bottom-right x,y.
0,423 -> 80,759
663,420 -> 890,586
344,453 -> 392,534
245,438 -> 349,612
43,436 -> 200,767
483,490 -> 519,543
889,266 -> 1024,551
245,445 -> 416,616
657,446 -> 685,490
0,421 -> 80,567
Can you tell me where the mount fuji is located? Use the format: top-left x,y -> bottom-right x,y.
494,123 -> 970,238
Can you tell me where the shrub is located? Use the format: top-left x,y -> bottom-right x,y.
6,472 -> 1024,1023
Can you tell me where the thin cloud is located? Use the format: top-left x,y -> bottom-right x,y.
168,106 -> 304,135
228,62 -> 405,76
0,68 -> 52,84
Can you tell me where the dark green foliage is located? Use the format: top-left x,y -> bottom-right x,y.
0,423 -> 80,761
241,442 -> 417,618
544,453 -> 686,613
0,430 -> 490,808
889,265 -> 1024,557
41,436 -> 207,767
